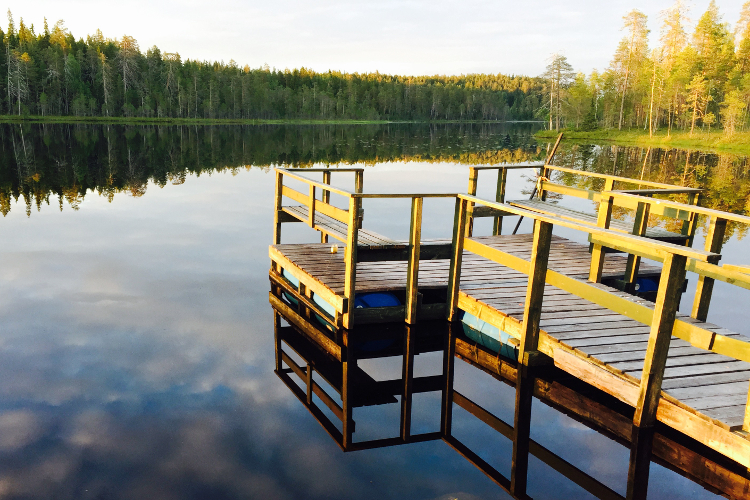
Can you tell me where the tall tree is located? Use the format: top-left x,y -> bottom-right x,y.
611,10 -> 649,130
542,53 -> 574,130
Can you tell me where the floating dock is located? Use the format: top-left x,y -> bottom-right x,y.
268,138 -> 750,494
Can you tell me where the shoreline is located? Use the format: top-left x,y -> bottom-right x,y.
535,129 -> 750,155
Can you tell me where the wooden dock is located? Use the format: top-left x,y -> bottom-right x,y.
268,146 -> 750,491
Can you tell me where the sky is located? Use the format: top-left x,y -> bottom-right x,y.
8,0 -> 749,77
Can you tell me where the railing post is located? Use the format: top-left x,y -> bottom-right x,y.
321,170 -> 331,243
342,195 -> 360,330
466,167 -> 478,237
588,194 -> 614,283
355,170 -> 364,229
625,200 -> 651,293
493,167 -> 508,235
682,192 -> 700,247
273,170 -> 284,245
405,197 -> 423,324
633,252 -> 688,428
743,385 -> 750,434
446,197 -> 468,321
518,220 -> 553,366
691,216 -> 727,321
308,184 -> 316,228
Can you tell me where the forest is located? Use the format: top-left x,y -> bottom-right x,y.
2,13 -> 543,122
547,0 -> 750,136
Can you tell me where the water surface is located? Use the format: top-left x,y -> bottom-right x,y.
0,123 -> 747,499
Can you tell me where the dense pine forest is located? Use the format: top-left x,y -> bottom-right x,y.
2,13 -> 543,121
548,0 -> 750,135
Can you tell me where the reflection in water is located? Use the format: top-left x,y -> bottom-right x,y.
0,123 -> 542,217
271,278 -> 750,499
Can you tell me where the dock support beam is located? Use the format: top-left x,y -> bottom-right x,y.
405,197 -> 423,324
518,220 -> 553,366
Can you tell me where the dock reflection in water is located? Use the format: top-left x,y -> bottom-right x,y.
270,284 -> 750,499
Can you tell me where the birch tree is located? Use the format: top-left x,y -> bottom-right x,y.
611,10 -> 649,130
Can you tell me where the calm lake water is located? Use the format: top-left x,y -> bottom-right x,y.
0,123 -> 748,499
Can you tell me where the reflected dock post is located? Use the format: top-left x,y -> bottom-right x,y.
510,365 -> 535,497
400,325 -> 416,441
441,322 -> 457,437
342,330 -> 355,449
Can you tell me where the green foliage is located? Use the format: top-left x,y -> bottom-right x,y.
548,0 -> 750,136
0,13 -> 544,122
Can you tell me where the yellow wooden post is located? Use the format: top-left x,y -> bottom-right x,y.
342,196 -> 360,330
446,198 -> 468,321
624,200 -> 650,292
405,197 -> 423,324
308,184 -> 316,228
273,170 -> 284,245
355,171 -> 364,229
518,220 -> 553,366
493,167 -> 508,235
466,167 -> 478,237
682,192 -> 700,247
321,170 -> 331,243
633,252 -> 688,428
743,385 -> 750,434
691,216 -> 727,321
589,194 -> 614,283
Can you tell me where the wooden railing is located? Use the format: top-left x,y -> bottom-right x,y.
599,191 -> 750,321
273,167 -> 455,328
446,194 -> 750,433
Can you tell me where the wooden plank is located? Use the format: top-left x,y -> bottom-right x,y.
274,170 -> 284,245
554,349 -> 639,406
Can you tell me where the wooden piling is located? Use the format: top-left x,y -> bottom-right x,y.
518,220 -> 553,366
406,197 -> 423,324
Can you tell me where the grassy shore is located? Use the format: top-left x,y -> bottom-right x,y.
535,128 -> 750,155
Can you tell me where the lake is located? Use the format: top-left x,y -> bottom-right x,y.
0,122 -> 748,499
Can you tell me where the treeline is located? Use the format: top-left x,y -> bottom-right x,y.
545,0 -> 750,136
3,14 -> 544,122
